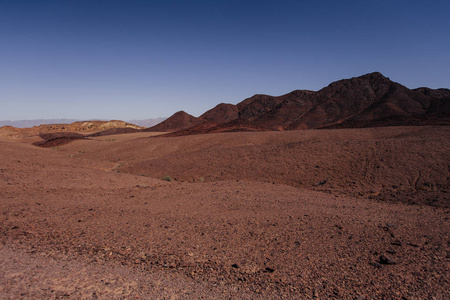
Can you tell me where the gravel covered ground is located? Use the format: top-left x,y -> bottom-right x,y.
1,126 -> 449,299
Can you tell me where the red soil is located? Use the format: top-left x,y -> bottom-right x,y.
1,126 -> 448,298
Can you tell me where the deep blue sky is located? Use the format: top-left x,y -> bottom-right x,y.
1,0 -> 449,121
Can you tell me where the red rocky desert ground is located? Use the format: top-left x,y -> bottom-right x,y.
0,125 -> 449,299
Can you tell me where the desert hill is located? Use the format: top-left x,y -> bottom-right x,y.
200,103 -> 239,123
0,120 -> 143,136
143,111 -> 203,132
37,120 -> 143,132
158,72 -> 450,136
1,120 -> 144,146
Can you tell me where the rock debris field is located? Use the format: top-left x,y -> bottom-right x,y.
0,126 -> 449,299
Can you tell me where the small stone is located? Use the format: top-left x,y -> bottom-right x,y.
231,263 -> 239,268
379,254 -> 396,265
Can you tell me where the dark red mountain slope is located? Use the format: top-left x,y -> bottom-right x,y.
143,111 -> 203,132
150,72 -> 450,135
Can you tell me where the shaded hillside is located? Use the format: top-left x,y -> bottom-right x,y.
143,111 -> 203,132
162,119 -> 268,137
88,127 -> 140,137
321,113 -> 450,129
32,132 -> 87,147
285,73 -> 450,130
157,72 -> 449,136
200,103 -> 239,123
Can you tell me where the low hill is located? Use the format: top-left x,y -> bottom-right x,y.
200,103 -> 239,123
5,120 -> 144,146
2,120 -> 142,136
36,120 -> 143,132
143,111 -> 203,132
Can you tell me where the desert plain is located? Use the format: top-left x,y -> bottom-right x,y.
0,124 -> 448,299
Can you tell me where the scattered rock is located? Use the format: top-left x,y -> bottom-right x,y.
379,255 -> 397,265
314,179 -> 327,186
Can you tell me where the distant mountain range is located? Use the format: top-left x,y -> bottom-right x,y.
144,72 -> 450,135
0,118 -> 166,128
0,119 -> 80,128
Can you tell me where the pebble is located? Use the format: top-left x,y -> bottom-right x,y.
379,255 -> 396,265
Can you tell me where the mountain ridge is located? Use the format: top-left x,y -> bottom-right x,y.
157,72 -> 449,136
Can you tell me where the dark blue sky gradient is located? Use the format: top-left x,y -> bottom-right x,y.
1,0 -> 449,120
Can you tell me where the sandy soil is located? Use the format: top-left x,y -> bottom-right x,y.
0,126 -> 449,299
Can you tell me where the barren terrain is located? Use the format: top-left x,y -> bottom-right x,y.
1,126 -> 449,299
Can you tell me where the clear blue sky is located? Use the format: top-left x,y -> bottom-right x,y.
1,0 -> 449,121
